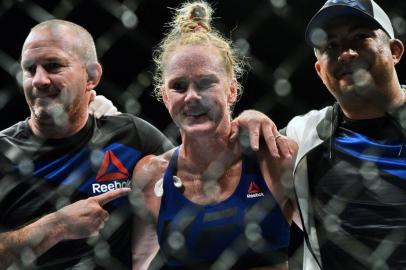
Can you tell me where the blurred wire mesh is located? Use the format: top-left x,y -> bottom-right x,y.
1,0 -> 406,135
1,0 -> 406,269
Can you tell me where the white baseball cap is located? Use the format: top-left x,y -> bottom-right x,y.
305,0 -> 394,47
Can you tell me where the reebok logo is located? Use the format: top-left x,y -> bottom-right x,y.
92,150 -> 131,194
96,150 -> 129,181
92,179 -> 132,194
247,181 -> 264,198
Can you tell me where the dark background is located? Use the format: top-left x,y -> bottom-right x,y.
1,0 -> 405,268
1,0 -> 405,140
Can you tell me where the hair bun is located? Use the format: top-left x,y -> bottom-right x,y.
175,2 -> 212,33
190,5 -> 206,21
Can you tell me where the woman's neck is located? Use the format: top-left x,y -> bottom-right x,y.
179,121 -> 241,172
180,135 -> 229,171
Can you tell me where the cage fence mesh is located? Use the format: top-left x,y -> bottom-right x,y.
0,0 -> 406,269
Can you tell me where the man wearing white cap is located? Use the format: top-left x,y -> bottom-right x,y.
282,0 -> 406,269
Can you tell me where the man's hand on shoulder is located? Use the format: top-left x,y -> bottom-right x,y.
88,90 -> 121,118
230,109 -> 293,159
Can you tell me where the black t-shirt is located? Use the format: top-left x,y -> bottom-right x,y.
0,114 -> 173,270
307,114 -> 406,270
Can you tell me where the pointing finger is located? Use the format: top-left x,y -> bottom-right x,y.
94,188 -> 131,206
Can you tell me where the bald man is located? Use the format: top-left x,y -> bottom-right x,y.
0,20 -> 172,270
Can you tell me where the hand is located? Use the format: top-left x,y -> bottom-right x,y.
50,188 -> 131,240
230,110 -> 292,159
88,90 -> 121,118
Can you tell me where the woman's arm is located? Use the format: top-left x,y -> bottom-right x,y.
132,214 -> 159,270
131,152 -> 172,269
257,136 -> 298,223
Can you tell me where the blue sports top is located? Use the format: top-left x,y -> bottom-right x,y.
156,147 -> 290,269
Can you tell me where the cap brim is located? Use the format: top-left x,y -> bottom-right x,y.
305,5 -> 380,47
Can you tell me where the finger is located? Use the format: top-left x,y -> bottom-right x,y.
103,212 -> 109,222
88,98 -> 102,115
94,102 -> 113,119
93,111 -> 101,119
229,122 -> 239,143
94,188 -> 131,206
89,213 -> 109,238
272,124 -> 291,159
89,90 -> 96,103
94,103 -> 111,119
90,231 -> 100,237
262,124 -> 280,158
105,106 -> 119,116
88,101 -> 98,113
276,136 -> 292,159
230,138 -> 240,155
99,214 -> 109,229
248,123 -> 260,151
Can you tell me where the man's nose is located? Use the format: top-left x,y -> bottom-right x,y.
338,47 -> 358,63
32,66 -> 51,89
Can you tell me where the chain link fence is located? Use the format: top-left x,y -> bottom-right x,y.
0,0 -> 406,269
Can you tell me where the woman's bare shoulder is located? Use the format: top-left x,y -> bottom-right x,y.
132,148 -> 176,189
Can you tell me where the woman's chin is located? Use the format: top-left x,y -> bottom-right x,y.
181,123 -> 217,137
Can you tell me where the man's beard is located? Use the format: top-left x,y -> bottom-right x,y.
33,100 -> 69,128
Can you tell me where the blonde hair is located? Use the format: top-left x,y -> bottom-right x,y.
152,1 -> 245,103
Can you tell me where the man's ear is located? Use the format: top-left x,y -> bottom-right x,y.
315,61 -> 323,81
390,39 -> 404,65
86,62 -> 103,91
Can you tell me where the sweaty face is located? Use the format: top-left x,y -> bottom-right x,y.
21,28 -> 90,127
162,44 -> 236,137
315,17 -> 395,102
